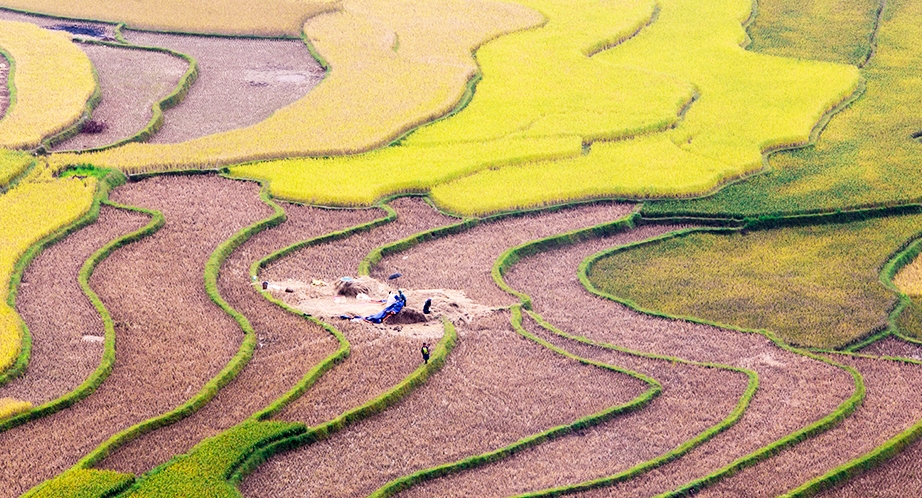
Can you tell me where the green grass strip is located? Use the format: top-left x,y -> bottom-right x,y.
70,176 -> 285,468
575,233 -> 866,497
23,468 -> 134,498
0,199 -> 162,432
0,170 -> 127,389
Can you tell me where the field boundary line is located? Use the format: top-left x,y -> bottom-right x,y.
0,170 -> 126,389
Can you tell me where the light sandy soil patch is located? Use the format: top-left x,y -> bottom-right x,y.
402,312 -> 747,497
241,312 -> 649,497
52,42 -> 188,151
0,206 -> 147,405
697,355 -> 922,497
96,202 -> 381,475
254,197 -> 456,425
859,335 -> 922,360
0,175 -> 268,497
121,30 -> 324,144
494,224 -> 853,497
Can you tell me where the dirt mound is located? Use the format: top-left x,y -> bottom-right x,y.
386,308 -> 427,325
335,279 -> 369,297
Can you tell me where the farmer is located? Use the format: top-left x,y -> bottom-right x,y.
363,289 -> 406,324
421,342 -> 431,364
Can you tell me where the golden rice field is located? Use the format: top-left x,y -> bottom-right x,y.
3,0 -> 922,496
0,20 -> 96,150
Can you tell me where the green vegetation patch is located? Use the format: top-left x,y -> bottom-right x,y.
24,469 -> 134,498
588,214 -> 922,348
645,0 -> 922,218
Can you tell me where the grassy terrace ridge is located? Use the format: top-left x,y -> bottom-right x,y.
0,20 -> 97,150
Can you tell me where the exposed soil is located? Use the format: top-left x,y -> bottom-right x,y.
240,312 -> 649,497
121,29 -> 325,144
97,202 -> 381,475
0,206 -> 148,405
698,355 -> 922,497
51,42 -> 188,151
859,335 -> 922,360
0,175 -> 269,497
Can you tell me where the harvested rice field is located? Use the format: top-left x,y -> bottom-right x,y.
5,0 -> 922,495
117,30 -> 324,144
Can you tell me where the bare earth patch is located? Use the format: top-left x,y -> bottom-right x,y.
241,312 -> 649,497
121,29 -> 324,144
0,175 -> 268,497
698,355 -> 922,497
0,53 -> 8,120
52,43 -> 188,151
0,206 -> 147,405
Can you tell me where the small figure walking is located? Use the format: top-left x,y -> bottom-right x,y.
421,342 -> 431,364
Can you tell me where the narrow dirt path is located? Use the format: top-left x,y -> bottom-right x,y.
97,202 -> 381,475
51,43 -> 188,151
699,355 -> 922,497
121,30 -> 324,144
265,197 -> 457,425
491,225 -> 853,497
1,206 -> 148,405
241,312 -> 648,497
0,175 -> 268,497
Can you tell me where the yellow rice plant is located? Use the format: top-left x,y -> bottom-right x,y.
48,0 -> 545,174
426,0 -> 861,214
0,175 -> 96,373
0,21 -> 96,150
0,149 -> 33,187
0,396 -> 31,421
0,0 -> 338,37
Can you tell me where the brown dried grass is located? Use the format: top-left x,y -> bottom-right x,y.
120,30 -> 324,144
698,355 -> 922,497
241,311 -> 648,497
96,202 -> 380,475
0,206 -> 147,405
501,223 -> 852,497
51,43 -> 188,151
0,175 -> 268,497
859,335 -> 922,360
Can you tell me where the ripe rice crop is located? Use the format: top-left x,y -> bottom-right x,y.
645,0 -> 922,218
49,0 -> 545,175
0,21 -> 96,150
588,215 -> 922,348
0,397 -> 30,420
0,176 -> 96,375
0,0 -> 337,36
0,149 -> 32,187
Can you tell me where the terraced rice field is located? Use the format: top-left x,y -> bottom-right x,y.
3,0 -> 922,496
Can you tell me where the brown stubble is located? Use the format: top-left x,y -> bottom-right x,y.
0,175 -> 268,497
3,206 -> 148,405
97,201 -> 380,475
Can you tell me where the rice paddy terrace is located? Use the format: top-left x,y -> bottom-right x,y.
1,0 -> 921,496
